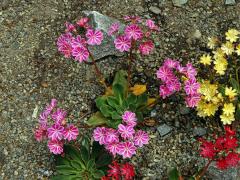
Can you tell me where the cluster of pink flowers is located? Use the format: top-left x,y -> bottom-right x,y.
93,111 -> 149,159
34,99 -> 79,155
199,126 -> 239,170
101,161 -> 135,180
108,16 -> 159,55
57,17 -> 104,62
156,58 -> 201,107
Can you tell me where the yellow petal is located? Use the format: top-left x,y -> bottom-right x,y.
130,84 -> 147,96
147,98 -> 156,107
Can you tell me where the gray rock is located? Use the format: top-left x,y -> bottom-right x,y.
83,11 -> 124,62
157,124 -> 173,136
172,0 -> 188,7
179,105 -> 190,115
225,0 -> 236,5
193,127 -> 207,137
149,6 -> 161,14
207,162 -> 239,180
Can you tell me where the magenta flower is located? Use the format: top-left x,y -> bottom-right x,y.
86,29 -> 104,45
76,17 -> 89,28
51,108 -> 67,125
114,35 -> 131,52
139,41 -> 154,55
117,141 -> 136,159
118,124 -> 135,139
47,124 -> 64,141
176,64 -> 187,74
34,126 -> 47,142
124,24 -> 143,40
65,22 -> 76,32
185,63 -> 197,79
156,66 -> 174,82
163,59 -> 180,69
145,19 -> 159,31
166,78 -> 181,92
106,142 -> 119,156
72,47 -> 89,62
63,124 -> 79,141
48,140 -> 64,155
93,127 -> 106,145
108,23 -> 120,36
105,128 -> 119,143
71,35 -> 87,49
57,33 -> 73,58
38,111 -> 49,127
185,94 -> 201,107
184,79 -> 200,95
159,85 -> 172,99
122,111 -> 137,127
134,130 -> 149,147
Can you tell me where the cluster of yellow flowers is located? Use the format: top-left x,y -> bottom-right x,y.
196,81 -> 237,125
200,29 -> 240,75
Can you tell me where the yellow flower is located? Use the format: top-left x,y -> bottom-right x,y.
221,41 -> 234,55
236,44 -> 240,56
225,29 -> 240,43
220,113 -> 235,125
213,48 -> 225,60
225,87 -> 237,99
199,81 -> 218,101
202,103 -> 218,116
197,109 -> 208,117
200,54 -> 212,65
213,57 -> 228,75
222,103 -> 235,116
207,37 -> 218,49
130,84 -> 146,96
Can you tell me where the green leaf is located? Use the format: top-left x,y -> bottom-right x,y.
127,93 -> 137,105
86,159 -> 96,170
55,155 -> 70,166
51,175 -> 78,180
100,105 -> 114,117
111,111 -> 122,120
81,136 -> 90,152
188,177 -> 195,180
91,141 -> 103,160
92,170 -> 105,179
96,153 -> 112,168
112,70 -> 128,100
112,84 -> 125,103
106,119 -> 122,129
136,93 -> 148,107
70,160 -> 84,170
230,78 -> 240,92
107,96 -> 119,109
168,167 -> 181,180
80,146 -> 89,164
96,96 -> 108,110
135,111 -> 144,121
56,165 -> 78,175
64,145 -> 82,162
86,112 -> 108,127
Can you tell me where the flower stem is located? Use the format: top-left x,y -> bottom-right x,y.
88,50 -> 108,89
196,159 -> 213,180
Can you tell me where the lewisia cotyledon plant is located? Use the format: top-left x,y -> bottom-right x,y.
93,111 -> 149,159
34,99 -> 79,155
156,58 -> 201,107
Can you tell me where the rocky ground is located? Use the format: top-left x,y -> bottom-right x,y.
0,0 -> 240,179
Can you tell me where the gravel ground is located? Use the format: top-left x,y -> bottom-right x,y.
0,0 -> 240,179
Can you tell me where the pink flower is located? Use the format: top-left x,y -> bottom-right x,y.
114,35 -> 131,52
48,140 -> 64,155
34,126 -> 47,142
159,85 -> 173,99
106,142 -> 119,156
134,130 -> 149,147
145,19 -> 159,31
76,17 -> 89,29
176,64 -> 187,74
124,24 -> 143,40
72,46 -> 89,62
93,127 -> 106,145
105,128 -> 119,143
117,141 -> 136,159
163,59 -> 180,69
156,66 -> 174,82
184,79 -> 200,95
86,29 -> 104,45
122,111 -> 137,127
51,108 -> 67,125
38,111 -> 49,127
47,124 -> 64,141
185,94 -> 201,107
57,33 -> 73,58
118,124 -> 135,139
63,124 -> 79,141
65,22 -> 76,32
108,23 -> 120,36
139,41 -> 154,55
185,63 -> 197,79
71,35 -> 87,49
166,78 -> 181,92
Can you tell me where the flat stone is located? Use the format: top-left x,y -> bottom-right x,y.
157,124 -> 173,136
225,0 -> 236,5
83,11 -> 124,62
193,127 -> 207,137
172,0 -> 188,7
207,161 -> 239,180
149,6 -> 161,14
